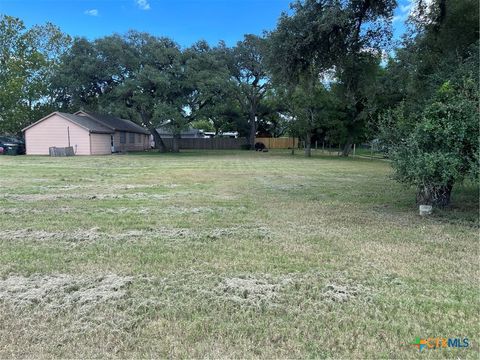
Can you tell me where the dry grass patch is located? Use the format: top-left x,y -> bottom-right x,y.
0,273 -> 134,309
0,151 -> 477,358
216,275 -> 292,306
322,283 -> 365,303
0,228 -> 102,242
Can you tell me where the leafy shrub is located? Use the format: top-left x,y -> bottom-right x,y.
389,82 -> 479,206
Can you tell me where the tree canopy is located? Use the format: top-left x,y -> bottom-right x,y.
1,0 -> 478,207
377,0 -> 479,206
0,15 -> 70,134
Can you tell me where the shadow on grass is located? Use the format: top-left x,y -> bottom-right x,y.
434,182 -> 479,226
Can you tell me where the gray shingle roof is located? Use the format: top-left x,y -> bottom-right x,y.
78,111 -> 150,135
57,113 -> 114,134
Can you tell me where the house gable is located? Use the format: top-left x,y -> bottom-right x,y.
24,113 -> 92,155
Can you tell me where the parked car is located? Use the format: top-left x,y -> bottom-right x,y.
0,136 -> 25,155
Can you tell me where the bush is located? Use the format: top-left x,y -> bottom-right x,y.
389,82 -> 479,207
240,144 -> 251,150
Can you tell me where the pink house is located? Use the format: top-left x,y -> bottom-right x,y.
23,111 -> 150,155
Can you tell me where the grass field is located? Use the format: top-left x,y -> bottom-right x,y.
0,150 -> 478,358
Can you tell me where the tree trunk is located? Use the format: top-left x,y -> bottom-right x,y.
304,131 -> 312,157
150,127 -> 167,153
341,134 -> 353,157
416,183 -> 453,207
248,109 -> 256,149
172,133 -> 180,153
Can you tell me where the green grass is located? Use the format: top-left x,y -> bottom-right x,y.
351,147 -> 387,159
0,150 -> 478,358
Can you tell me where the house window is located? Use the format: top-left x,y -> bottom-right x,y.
120,132 -> 126,144
129,132 -> 135,143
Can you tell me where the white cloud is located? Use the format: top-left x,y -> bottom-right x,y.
400,3 -> 412,13
407,0 -> 434,22
392,1 -> 421,24
391,1 -> 413,25
135,0 -> 150,10
392,14 -> 408,23
84,9 -> 99,16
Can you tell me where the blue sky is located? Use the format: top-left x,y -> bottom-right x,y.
0,0 -> 413,47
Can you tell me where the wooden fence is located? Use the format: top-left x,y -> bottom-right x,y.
162,137 -> 248,150
160,137 -> 298,150
255,137 -> 298,149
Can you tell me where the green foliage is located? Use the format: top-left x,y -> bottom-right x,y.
268,0 -> 395,83
380,0 -> 479,115
190,119 -> 215,132
332,54 -> 384,147
180,40 -> 232,125
228,34 -> 270,145
290,80 -> 334,135
256,92 -> 290,138
377,0 -> 479,205
388,81 -> 479,205
0,15 -> 70,134
197,97 -> 246,136
54,33 -> 232,151
267,0 -> 395,155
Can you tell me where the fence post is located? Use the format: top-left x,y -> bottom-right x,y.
353,143 -> 356,157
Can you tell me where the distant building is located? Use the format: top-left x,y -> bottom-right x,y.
23,111 -> 150,155
204,131 -> 238,139
156,127 -> 206,139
